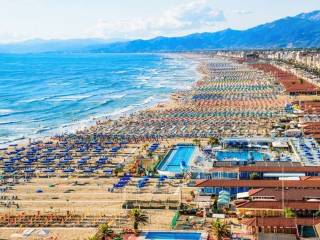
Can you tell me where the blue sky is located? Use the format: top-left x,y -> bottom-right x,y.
0,0 -> 319,43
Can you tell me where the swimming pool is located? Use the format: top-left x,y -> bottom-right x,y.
157,144 -> 195,175
144,231 -> 201,240
298,225 -> 317,238
216,150 -> 268,161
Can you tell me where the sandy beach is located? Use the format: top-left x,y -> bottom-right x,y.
0,53 -> 299,239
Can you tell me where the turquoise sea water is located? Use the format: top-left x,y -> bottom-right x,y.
0,53 -> 198,145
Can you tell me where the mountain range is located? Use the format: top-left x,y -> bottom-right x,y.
0,38 -> 124,54
95,10 -> 320,52
0,10 -> 319,53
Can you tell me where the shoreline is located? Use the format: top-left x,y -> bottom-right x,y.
0,53 -> 203,147
1,52 -> 316,240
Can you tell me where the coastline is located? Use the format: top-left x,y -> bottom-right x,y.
0,53 -> 203,147
1,51 -> 319,240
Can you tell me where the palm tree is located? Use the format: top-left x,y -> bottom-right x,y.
142,144 -> 148,151
284,208 -> 296,218
190,190 -> 195,199
96,223 -> 114,240
208,137 -> 219,147
193,139 -> 201,147
87,236 -> 98,240
129,208 -> 149,233
147,151 -> 153,159
249,172 -> 259,180
211,219 -> 230,240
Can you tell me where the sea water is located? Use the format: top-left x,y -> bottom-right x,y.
0,53 -> 199,145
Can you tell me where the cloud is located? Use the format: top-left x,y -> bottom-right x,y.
91,0 -> 225,39
0,29 -> 27,43
233,10 -> 253,15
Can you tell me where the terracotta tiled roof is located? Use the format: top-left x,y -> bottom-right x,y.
236,200 -> 320,210
296,101 -> 320,114
238,166 -> 320,173
248,188 -> 320,201
241,217 -> 320,227
300,176 -> 320,181
208,167 -> 240,172
208,165 -> 320,173
248,188 -> 264,196
251,64 -> 320,94
195,179 -> 320,188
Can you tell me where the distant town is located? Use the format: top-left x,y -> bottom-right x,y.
218,49 -> 320,87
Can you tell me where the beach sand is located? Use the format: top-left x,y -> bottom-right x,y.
0,53 -> 293,239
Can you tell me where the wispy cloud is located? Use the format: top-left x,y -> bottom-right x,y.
233,10 -> 253,15
0,29 -> 27,44
90,0 -> 225,39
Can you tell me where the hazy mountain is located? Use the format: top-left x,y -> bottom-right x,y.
94,10 -> 320,52
1,10 -> 319,53
0,38 -> 125,53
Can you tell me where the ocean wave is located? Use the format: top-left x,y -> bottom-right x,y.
137,75 -> 151,82
0,109 -> 15,117
109,93 -> 127,99
52,94 -> 93,102
83,99 -> 114,112
0,53 -> 199,145
20,93 -> 94,103
113,70 -> 128,74
107,105 -> 136,117
142,96 -> 155,104
0,120 -> 23,126
35,126 -> 55,134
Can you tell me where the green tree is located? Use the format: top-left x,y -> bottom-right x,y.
249,172 -> 260,180
129,208 -> 149,233
212,196 -> 218,211
211,219 -> 231,240
208,137 -> 219,147
147,151 -> 153,159
193,139 -> 201,147
190,190 -> 195,199
87,236 -> 98,240
284,208 -> 296,218
95,223 -> 114,240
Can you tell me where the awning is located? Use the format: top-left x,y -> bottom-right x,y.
237,191 -> 249,199
264,172 -> 305,178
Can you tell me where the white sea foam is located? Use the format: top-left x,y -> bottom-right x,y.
0,53 -> 200,146
53,94 -> 92,101
108,105 -> 136,117
143,96 -> 155,104
109,93 -> 127,99
0,109 -> 14,115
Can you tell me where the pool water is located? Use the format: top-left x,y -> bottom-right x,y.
299,225 -> 317,238
216,150 -> 268,161
145,232 -> 201,240
158,145 -> 195,173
